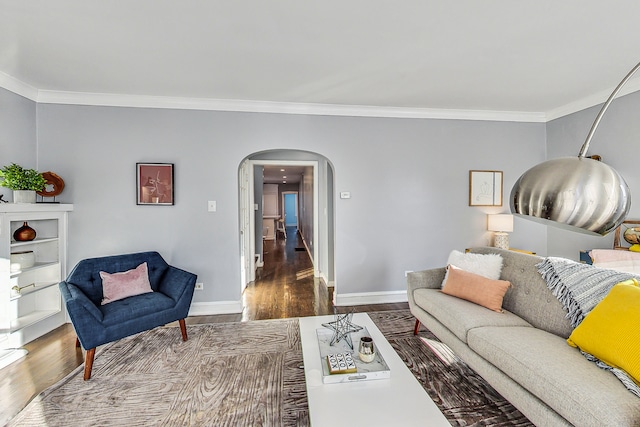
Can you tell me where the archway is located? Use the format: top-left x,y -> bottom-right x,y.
238,150 -> 335,297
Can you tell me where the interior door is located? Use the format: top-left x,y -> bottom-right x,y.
284,193 -> 298,227
238,160 -> 254,289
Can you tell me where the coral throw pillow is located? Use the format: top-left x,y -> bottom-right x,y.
567,283 -> 640,385
441,264 -> 511,312
100,262 -> 153,305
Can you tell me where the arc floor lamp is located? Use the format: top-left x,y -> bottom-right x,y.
511,61 -> 640,236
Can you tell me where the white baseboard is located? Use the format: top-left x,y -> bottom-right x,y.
0,349 -> 28,370
188,301 -> 243,316
333,290 -> 408,306
318,272 -> 329,285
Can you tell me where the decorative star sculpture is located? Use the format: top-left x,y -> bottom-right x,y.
322,310 -> 363,350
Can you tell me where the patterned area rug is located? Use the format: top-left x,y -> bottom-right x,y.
9,310 -> 532,426
371,310 -> 533,426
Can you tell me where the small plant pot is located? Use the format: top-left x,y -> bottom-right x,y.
13,190 -> 36,204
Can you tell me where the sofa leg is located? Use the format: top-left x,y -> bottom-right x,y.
179,318 -> 188,341
75,337 -> 81,348
413,319 -> 421,335
84,348 -> 96,381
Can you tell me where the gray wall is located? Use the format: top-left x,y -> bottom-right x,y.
546,90 -> 640,260
1,97 -> 547,309
6,83 -> 640,307
0,88 -> 37,201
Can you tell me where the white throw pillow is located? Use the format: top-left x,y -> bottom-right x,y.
441,250 -> 503,288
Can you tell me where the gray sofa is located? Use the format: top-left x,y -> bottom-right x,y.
407,247 -> 640,427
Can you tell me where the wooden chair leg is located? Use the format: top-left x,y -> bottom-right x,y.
413,319 -> 421,335
75,337 -> 81,348
179,318 -> 188,341
83,348 -> 96,381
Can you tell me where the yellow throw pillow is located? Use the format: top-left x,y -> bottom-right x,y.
617,278 -> 640,287
567,283 -> 640,384
441,264 -> 511,312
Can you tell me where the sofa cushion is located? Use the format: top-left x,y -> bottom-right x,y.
468,326 -> 640,427
100,292 -> 175,326
468,247 -> 573,338
441,265 -> 511,312
413,288 -> 531,343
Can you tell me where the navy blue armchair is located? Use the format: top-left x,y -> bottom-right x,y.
59,251 -> 197,380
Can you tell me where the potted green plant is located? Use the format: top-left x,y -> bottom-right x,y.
0,163 -> 46,203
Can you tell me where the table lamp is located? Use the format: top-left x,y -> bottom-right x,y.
488,214 -> 514,250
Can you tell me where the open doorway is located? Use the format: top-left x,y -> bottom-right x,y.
282,192 -> 298,228
238,150 -> 335,301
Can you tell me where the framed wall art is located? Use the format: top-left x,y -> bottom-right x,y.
469,170 -> 503,206
136,163 -> 174,205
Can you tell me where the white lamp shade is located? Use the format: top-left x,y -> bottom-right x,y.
488,214 -> 514,232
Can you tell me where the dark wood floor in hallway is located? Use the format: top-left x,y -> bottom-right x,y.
0,227 -> 408,424
242,226 -> 334,320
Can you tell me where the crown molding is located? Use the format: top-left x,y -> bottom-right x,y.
0,71 -> 38,101
34,89 -> 547,122
546,78 -> 640,122
8,71 -> 640,123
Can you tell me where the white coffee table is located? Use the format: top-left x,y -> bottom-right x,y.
299,313 -> 450,427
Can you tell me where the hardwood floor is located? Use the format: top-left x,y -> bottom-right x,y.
0,226 -> 408,424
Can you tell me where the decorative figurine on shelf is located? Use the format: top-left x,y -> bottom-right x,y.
321,309 -> 363,350
36,171 -> 65,203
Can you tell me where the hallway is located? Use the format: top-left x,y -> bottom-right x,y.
241,227 -> 333,320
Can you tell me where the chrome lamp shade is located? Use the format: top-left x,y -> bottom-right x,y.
510,157 -> 630,236
511,60 -> 639,236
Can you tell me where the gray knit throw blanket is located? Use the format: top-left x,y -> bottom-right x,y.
537,257 -> 639,327
537,257 -> 640,397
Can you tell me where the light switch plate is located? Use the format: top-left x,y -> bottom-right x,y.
208,201 -> 217,212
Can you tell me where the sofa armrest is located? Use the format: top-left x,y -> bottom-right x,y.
408,268 -> 446,291
59,281 -> 104,322
407,267 -> 446,311
157,266 -> 197,302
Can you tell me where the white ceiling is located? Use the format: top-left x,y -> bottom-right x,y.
263,166 -> 306,185
2,1 -> 640,121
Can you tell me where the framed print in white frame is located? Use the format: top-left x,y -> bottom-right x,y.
136,163 -> 174,205
469,170 -> 503,206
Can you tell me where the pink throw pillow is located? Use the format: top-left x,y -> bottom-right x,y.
100,262 -> 153,305
441,264 -> 511,312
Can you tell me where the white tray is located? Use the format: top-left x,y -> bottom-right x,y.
316,326 -> 391,384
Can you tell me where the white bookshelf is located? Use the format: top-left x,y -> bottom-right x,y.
0,204 -> 73,357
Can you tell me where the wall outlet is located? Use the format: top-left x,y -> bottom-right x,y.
195,282 -> 204,290
404,270 -> 413,277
